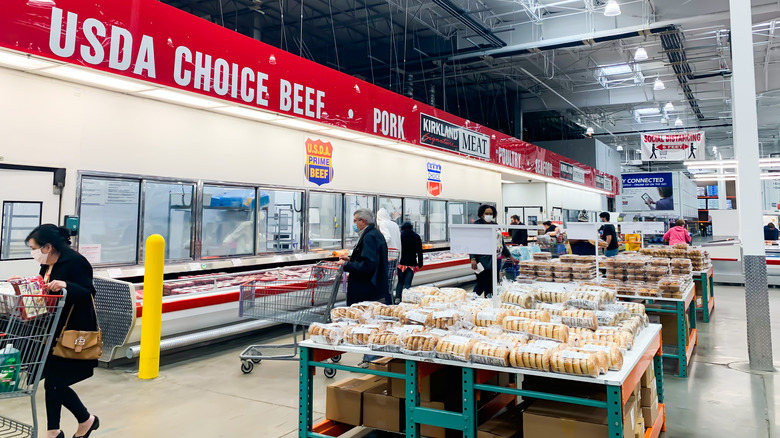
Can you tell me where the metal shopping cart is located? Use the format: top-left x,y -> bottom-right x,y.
238,262 -> 343,375
0,290 -> 66,438
387,248 -> 400,302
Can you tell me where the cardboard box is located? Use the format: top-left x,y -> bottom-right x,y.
635,416 -> 645,437
325,376 -> 387,426
362,386 -> 403,433
389,360 -> 460,402
642,398 -> 660,426
661,313 -> 690,349
370,357 -> 401,395
524,400 -> 634,438
640,361 -> 655,388
640,385 -> 658,408
420,401 -> 447,438
478,405 -> 524,438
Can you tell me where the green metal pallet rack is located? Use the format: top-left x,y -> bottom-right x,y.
693,267 -> 715,323
298,325 -> 663,438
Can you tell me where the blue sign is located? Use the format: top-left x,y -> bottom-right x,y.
622,172 -> 673,188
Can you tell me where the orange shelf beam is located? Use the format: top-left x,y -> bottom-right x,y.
622,331 -> 661,407
643,403 -> 666,438
312,419 -> 354,437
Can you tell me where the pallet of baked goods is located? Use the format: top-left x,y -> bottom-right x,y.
549,349 -> 602,377
400,331 -> 440,357
435,334 -> 477,362
508,340 -> 561,371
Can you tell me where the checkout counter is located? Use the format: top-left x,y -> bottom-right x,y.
701,238 -> 780,285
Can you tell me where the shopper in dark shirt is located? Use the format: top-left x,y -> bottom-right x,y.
765,223 -> 780,241
599,212 -> 619,257
395,222 -> 423,303
543,221 -> 557,235
509,215 -> 528,245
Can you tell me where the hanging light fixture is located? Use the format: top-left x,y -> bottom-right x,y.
604,0 -> 621,16
616,145 -> 624,151
586,127 -> 595,135
675,117 -> 683,127
653,77 -> 665,91
634,47 -> 648,61
664,101 -> 675,111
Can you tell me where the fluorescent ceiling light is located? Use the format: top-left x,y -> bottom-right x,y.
273,118 -> 324,131
687,164 -> 737,170
653,77 -> 665,91
664,102 -> 675,111
0,50 -> 57,70
501,180 -> 516,184
598,64 -> 633,76
317,128 -> 367,140
604,0 -> 621,16
359,137 -> 396,146
634,47 -> 649,61
214,106 -> 283,121
761,174 -> 780,180
139,89 -> 224,108
674,117 -> 683,127
45,65 -> 153,92
634,108 -> 660,116
685,160 -> 738,166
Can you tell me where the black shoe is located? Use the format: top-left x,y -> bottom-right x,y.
74,416 -> 99,438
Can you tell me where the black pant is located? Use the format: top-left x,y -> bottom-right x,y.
473,262 -> 500,297
45,377 -> 90,430
395,268 -> 415,301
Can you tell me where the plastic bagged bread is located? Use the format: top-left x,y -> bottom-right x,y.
343,324 -> 382,346
368,330 -> 404,352
594,327 -> 633,350
470,326 -> 503,339
534,302 -> 565,316
429,309 -> 465,329
472,309 -> 509,327
567,291 -> 605,310
373,303 -> 415,321
435,335 -> 476,362
438,287 -> 468,301
504,308 -> 552,322
529,322 -> 570,343
502,316 -> 537,334
330,307 -> 349,322
565,347 -> 610,374
560,309 -> 598,330
401,332 -> 440,357
471,339 -> 514,367
567,327 -> 596,347
508,340 -> 561,371
580,342 -> 624,371
594,310 -> 625,327
549,350 -> 601,377
402,286 -> 439,304
499,288 -> 536,308
602,302 -> 646,317
308,322 -> 347,345
618,315 -> 645,337
537,290 -> 571,304
403,308 -> 435,326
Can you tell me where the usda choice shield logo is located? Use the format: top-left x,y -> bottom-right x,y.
305,139 -> 334,186
427,162 -> 442,197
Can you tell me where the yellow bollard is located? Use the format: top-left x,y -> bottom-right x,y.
139,234 -> 165,379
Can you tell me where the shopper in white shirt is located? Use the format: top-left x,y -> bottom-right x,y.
376,208 -> 402,259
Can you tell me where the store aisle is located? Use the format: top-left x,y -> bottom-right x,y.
2,286 -> 778,437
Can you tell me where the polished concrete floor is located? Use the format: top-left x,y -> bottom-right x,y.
2,285 -> 779,437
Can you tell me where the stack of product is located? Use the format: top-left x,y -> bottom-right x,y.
686,247 -> 711,271
518,256 -> 599,284
658,275 -> 693,299
640,245 -> 711,271
313,283 -> 649,379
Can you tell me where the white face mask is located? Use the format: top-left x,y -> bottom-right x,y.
30,248 -> 49,265
483,215 -> 494,223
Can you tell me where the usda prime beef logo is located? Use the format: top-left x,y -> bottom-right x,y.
420,114 -> 490,159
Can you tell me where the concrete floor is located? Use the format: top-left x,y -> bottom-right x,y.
2,285 -> 779,437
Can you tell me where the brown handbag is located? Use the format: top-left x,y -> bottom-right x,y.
52,297 -> 103,360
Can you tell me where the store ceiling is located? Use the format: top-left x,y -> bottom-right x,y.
163,0 -> 780,161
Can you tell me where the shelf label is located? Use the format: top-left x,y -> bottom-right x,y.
189,263 -> 203,271
106,268 -> 122,278
231,258 -> 243,267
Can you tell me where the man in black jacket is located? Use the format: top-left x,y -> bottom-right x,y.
338,208 -> 390,305
396,222 -> 424,303
509,215 -> 528,246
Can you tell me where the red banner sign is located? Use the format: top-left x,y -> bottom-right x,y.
0,0 -> 618,195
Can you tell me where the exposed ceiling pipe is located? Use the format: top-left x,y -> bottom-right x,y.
431,0 -> 506,48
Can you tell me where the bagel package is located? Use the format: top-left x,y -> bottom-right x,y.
566,291 -> 605,310
534,302 -> 565,316
549,350 -> 601,378
343,324 -> 382,346
508,340 -> 561,371
435,335 -> 477,362
502,316 -> 538,335
471,339 -> 514,367
594,327 -> 633,350
402,286 -> 439,304
308,322 -> 347,345
470,326 -> 503,339
499,287 -> 536,308
330,306 -> 349,322
367,330 -> 404,352
373,302 -> 415,322
537,290 -> 571,304
528,321 -> 570,343
429,309 -> 466,330
505,308 -> 552,322
560,309 -> 598,330
472,309 -> 509,327
594,310 -> 626,327
401,332 -> 441,357
579,342 -> 624,371
403,308 -> 435,326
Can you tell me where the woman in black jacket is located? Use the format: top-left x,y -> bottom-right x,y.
396,222 -> 423,303
25,224 -> 100,438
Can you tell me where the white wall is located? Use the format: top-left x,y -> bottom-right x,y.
503,182 -> 547,212
545,184 -> 605,214
0,67 -> 501,217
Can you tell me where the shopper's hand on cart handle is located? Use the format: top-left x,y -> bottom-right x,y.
45,280 -> 67,292
336,259 -> 348,267
470,259 -> 478,270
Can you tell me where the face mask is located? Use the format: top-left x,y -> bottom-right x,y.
484,215 -> 494,223
31,248 -> 49,265
352,223 -> 360,233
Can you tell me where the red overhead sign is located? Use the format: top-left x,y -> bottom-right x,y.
0,0 -> 618,195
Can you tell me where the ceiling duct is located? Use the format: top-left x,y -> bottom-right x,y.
432,0 -> 506,48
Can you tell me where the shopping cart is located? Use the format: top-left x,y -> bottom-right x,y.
0,290 -> 66,438
238,262 -> 343,375
387,248 -> 400,302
